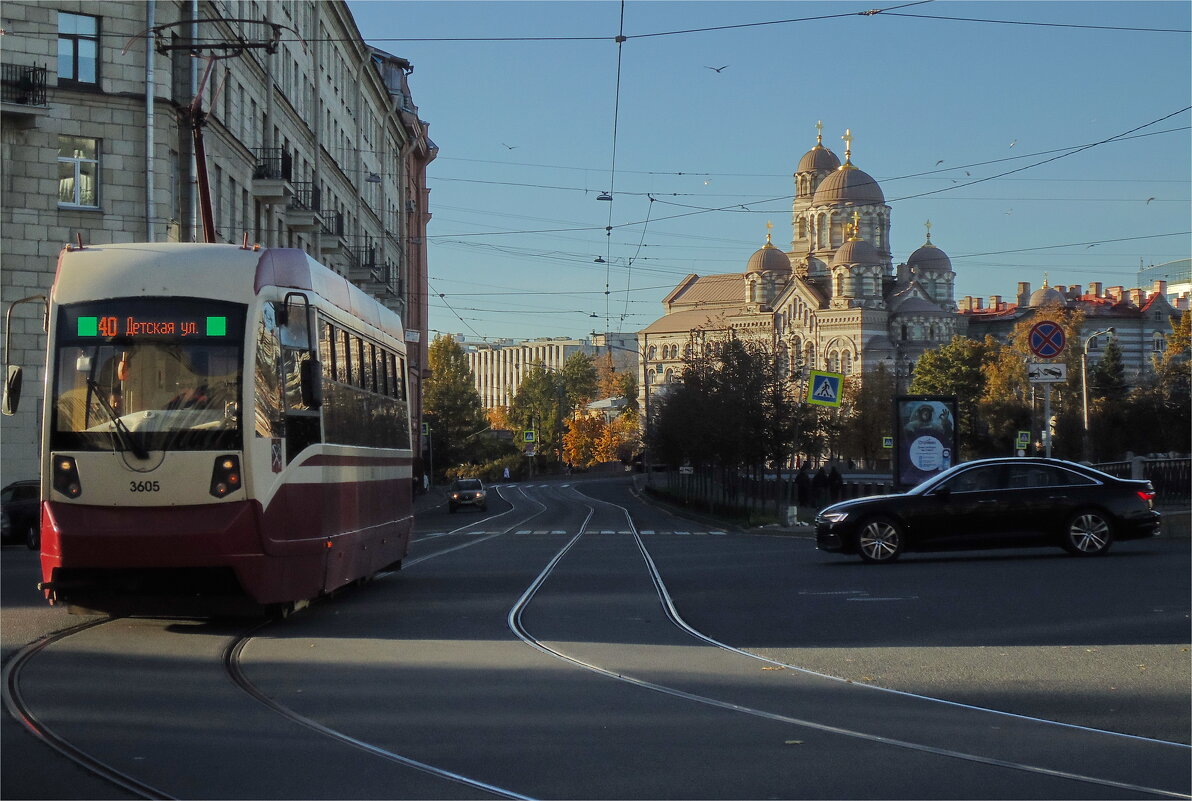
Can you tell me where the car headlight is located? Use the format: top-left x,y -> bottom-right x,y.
819,511 -> 849,523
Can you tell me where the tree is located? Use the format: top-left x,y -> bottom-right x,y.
839,364 -> 896,466
909,335 -> 997,457
1122,310 -> 1191,455
562,414 -> 605,468
560,352 -> 599,408
424,334 -> 487,476
509,365 -> 567,463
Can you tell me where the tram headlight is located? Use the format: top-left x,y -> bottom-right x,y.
52,455 -> 83,498
209,454 -> 242,498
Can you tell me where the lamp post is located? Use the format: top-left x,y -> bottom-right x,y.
1081,327 -> 1115,462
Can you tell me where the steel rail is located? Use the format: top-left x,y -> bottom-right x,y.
2,618 -> 177,800
497,483 -> 1190,800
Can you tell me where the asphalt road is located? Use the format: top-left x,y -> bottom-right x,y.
2,475 -> 1188,799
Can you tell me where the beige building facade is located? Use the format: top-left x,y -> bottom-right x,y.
1,0 -> 435,480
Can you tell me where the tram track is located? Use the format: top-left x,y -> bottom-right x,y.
502,484 -> 1190,800
7,481 -> 1188,799
4,485 -> 554,801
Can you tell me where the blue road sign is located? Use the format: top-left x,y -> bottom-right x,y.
807,370 -> 844,407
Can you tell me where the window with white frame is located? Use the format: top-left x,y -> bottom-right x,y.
58,12 -> 99,86
58,136 -> 100,208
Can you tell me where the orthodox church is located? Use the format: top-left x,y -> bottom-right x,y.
640,124 -> 958,390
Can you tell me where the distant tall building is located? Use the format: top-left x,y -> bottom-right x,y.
464,337 -> 594,408
641,124 -> 959,392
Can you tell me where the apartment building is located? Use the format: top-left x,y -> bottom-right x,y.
0,0 -> 435,479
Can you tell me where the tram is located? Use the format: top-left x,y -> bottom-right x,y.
4,242 -> 414,616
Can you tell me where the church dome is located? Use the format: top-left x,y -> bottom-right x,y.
831,236 -> 881,267
1029,281 -> 1066,307
907,239 -> 952,273
813,165 -> 885,205
797,144 -> 841,174
746,235 -> 792,274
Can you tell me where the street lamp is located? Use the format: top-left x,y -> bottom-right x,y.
1081,326 -> 1115,461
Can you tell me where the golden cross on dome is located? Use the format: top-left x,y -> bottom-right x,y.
815,120 -> 823,145
850,210 -> 861,239
842,128 -> 853,163
764,220 -> 774,245
924,218 -> 933,241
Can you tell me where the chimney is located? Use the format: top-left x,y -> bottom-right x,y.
1089,281 -> 1103,297
959,296 -> 973,312
1127,288 -> 1145,307
974,297 -> 984,310
1153,280 -> 1168,296
1069,284 -> 1082,298
1107,286 -> 1123,301
989,295 -> 1002,311
1016,282 -> 1031,306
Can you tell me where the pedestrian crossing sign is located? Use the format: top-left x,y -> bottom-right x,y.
807,370 -> 844,407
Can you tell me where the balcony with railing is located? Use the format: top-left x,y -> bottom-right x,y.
1,63 -> 50,123
251,148 -> 293,201
317,211 -> 345,255
285,183 -> 321,231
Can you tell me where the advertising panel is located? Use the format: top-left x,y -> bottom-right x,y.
894,395 -> 959,490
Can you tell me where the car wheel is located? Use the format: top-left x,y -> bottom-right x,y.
1062,510 -> 1114,556
857,516 -> 903,563
25,524 -> 39,551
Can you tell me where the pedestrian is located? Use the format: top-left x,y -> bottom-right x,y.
795,463 -> 810,507
503,466 -> 511,480
812,466 -> 828,508
828,464 -> 843,502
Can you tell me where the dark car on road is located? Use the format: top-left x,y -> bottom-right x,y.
2,479 -> 41,550
816,458 -> 1160,563
448,478 -> 488,513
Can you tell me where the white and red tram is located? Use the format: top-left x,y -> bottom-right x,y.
16,242 -> 414,616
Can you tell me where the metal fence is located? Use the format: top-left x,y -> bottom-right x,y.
648,456 -> 1189,524
1,63 -> 47,106
1094,457 -> 1190,507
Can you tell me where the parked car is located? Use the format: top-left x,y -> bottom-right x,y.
815,458 -> 1160,563
1,479 -> 41,550
449,478 -> 488,513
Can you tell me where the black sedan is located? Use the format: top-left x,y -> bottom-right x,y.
1,479 -> 41,550
815,458 -> 1160,563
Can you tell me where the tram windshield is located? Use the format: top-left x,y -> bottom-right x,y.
50,298 -> 246,454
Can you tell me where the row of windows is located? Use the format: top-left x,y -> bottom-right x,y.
318,321 -> 408,401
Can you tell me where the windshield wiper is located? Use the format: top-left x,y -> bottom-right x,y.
85,378 -> 150,460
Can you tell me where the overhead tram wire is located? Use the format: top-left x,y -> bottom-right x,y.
601,1 -> 628,333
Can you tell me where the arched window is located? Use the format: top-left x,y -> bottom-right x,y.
648,345 -> 657,359
841,351 -> 852,374
664,368 -> 675,383
828,351 -> 840,373
835,275 -> 844,296
900,324 -> 908,341
806,343 -> 816,369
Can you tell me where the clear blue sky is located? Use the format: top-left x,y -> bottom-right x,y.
345,0 -> 1192,343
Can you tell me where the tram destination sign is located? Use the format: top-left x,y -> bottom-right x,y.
77,314 -> 228,338
61,299 -> 244,342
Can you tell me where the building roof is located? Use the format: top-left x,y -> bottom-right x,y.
640,306 -> 739,336
746,239 -> 792,274
831,236 -> 882,267
813,165 -> 885,205
907,239 -> 952,273
797,143 -> 841,174
664,273 -> 742,309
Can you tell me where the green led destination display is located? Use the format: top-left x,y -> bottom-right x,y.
61,299 -> 245,342
77,315 -> 228,338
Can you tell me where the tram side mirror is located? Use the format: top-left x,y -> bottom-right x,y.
3,365 -> 22,416
299,358 -> 323,410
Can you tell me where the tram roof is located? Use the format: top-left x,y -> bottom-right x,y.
53,242 -> 405,343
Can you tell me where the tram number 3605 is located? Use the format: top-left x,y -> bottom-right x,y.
129,481 -> 161,493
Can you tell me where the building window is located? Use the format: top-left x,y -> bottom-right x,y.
58,12 -> 99,86
1152,333 -> 1166,353
58,136 -> 100,208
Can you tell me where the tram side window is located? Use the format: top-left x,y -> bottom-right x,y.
254,305 -> 284,438
320,321 -> 336,382
337,329 -> 351,384
397,356 -> 408,400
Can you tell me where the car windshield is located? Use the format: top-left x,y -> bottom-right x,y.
51,298 -> 245,453
904,461 -> 971,495
455,479 -> 482,490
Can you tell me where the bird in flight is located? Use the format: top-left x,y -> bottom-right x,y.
1009,139 -> 1018,148
501,143 -> 517,150
935,159 -> 944,166
705,65 -> 730,72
